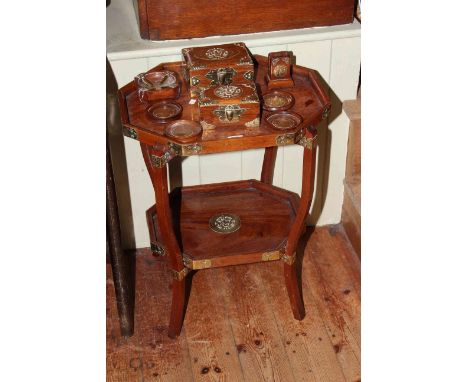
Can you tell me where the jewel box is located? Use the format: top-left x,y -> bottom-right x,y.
182,42 -> 255,98
198,83 -> 260,129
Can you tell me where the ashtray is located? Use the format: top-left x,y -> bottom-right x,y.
165,120 -> 202,143
266,111 -> 303,131
147,101 -> 183,123
262,90 -> 295,112
135,71 -> 181,103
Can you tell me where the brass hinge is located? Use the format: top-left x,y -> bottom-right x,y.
276,132 -> 296,146
150,151 -> 171,168
171,267 -> 190,281
150,242 -> 165,256
261,250 -> 282,262
168,142 -> 202,156
322,105 -> 331,120
281,252 -> 296,265
297,135 -> 318,150
123,126 -> 138,140
183,255 -> 212,270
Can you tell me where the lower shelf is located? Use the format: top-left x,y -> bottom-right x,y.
147,179 -> 300,269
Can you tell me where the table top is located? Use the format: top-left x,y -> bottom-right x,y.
118,55 -> 330,156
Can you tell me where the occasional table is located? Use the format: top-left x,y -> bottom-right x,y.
118,55 -> 330,338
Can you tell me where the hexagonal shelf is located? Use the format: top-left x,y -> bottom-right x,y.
147,179 -> 300,269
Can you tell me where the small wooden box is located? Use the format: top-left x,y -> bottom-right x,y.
198,84 -> 260,129
182,43 -> 255,98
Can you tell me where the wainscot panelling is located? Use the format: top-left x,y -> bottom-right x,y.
107,0 -> 360,248
319,37 -> 361,225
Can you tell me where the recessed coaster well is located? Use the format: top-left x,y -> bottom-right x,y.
262,90 -> 294,112
165,120 -> 202,143
209,213 -> 241,234
147,101 -> 182,123
266,111 -> 303,131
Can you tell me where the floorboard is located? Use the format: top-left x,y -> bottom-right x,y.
107,226 -> 361,382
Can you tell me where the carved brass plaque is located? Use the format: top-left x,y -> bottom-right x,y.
209,213 -> 241,234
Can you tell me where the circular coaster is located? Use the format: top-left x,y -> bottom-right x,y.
262,90 -> 294,111
266,111 -> 303,130
147,101 -> 182,123
165,120 -> 202,143
209,213 -> 241,234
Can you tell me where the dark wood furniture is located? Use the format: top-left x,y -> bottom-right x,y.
106,138 -> 134,337
133,0 -> 355,40
118,55 -> 330,338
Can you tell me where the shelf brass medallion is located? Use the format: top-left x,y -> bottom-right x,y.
209,213 -> 241,234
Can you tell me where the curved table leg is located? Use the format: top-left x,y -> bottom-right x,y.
284,128 -> 318,320
141,143 -> 190,338
261,146 -> 278,185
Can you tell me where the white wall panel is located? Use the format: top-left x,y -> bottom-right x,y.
320,37 -> 361,224
200,152 -> 242,184
109,57 -> 148,87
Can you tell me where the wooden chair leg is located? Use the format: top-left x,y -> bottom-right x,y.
168,278 -> 188,338
284,260 -> 305,320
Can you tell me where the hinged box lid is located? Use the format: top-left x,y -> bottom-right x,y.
182,42 -> 254,71
199,84 -> 259,107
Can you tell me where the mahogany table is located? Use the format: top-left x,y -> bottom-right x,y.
118,55 -> 330,338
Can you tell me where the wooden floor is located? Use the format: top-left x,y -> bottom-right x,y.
107,225 -> 361,382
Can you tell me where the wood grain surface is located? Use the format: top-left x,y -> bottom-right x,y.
133,0 -> 355,40
107,226 -> 360,381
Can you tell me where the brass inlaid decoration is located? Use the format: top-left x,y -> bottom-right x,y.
276,132 -> 296,146
273,64 -> 288,78
214,85 -> 242,99
150,243 -> 165,256
124,126 -> 138,140
322,105 -> 331,120
184,143 -> 202,155
200,120 -> 216,130
297,135 -> 318,150
209,213 -> 241,234
204,48 -> 230,60
245,117 -> 260,128
171,267 -> 190,281
282,252 -> 296,265
168,142 -> 203,156
150,152 -> 171,168
243,71 -> 254,81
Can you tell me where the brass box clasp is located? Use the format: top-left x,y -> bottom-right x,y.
213,104 -> 246,122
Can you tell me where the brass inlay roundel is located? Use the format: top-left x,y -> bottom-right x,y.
209,213 -> 241,234
273,64 -> 288,78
